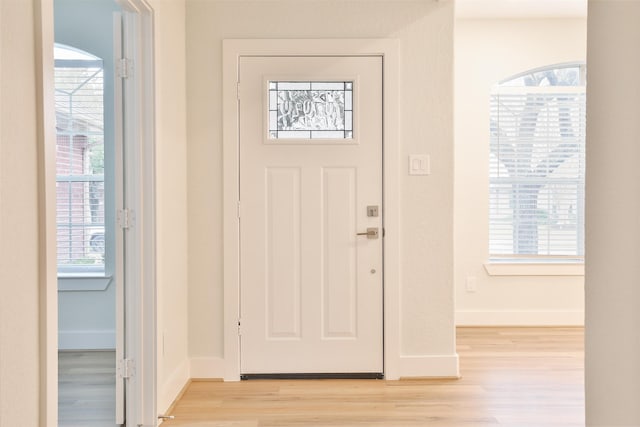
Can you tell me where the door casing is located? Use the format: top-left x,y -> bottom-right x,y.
222,39 -> 401,381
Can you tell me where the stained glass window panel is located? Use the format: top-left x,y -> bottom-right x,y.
268,81 -> 354,139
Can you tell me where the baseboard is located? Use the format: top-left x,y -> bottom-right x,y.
188,355 -> 460,381
397,354 -> 460,379
158,358 -> 190,419
58,330 -> 115,350
190,356 -> 226,379
456,310 -> 584,326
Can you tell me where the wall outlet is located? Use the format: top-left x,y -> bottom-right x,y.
466,276 -> 477,293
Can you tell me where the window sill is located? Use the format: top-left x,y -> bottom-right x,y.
483,262 -> 584,277
58,274 -> 113,291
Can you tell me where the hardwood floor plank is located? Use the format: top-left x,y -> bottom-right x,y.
58,350 -> 117,427
163,327 -> 584,427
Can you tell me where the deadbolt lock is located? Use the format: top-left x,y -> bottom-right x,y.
367,205 -> 379,217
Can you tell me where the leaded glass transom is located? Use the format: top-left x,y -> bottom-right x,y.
268,81 -> 353,139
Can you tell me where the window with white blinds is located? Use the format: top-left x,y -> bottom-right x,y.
55,44 -> 105,272
489,63 -> 586,262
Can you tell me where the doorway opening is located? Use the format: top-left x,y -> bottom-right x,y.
51,0 -> 157,426
54,2 -> 123,425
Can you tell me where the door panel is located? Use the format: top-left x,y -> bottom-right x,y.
239,56 -> 383,375
322,167 -> 357,339
265,167 -> 302,339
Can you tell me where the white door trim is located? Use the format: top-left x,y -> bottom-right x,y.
222,39 -> 401,381
35,1 -> 58,425
118,1 -> 157,425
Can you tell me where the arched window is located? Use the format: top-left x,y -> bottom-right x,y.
489,62 -> 586,261
54,43 -> 105,272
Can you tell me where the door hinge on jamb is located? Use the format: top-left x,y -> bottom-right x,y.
237,82 -> 240,100
118,208 -> 133,229
237,201 -> 241,219
238,319 -> 242,336
118,58 -> 131,79
117,358 -> 135,379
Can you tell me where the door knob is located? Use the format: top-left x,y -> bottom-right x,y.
356,227 -> 379,239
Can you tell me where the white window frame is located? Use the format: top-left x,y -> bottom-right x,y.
488,62 -> 586,271
54,43 -> 109,278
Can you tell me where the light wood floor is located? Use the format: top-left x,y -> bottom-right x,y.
163,327 -> 585,427
58,350 -> 116,427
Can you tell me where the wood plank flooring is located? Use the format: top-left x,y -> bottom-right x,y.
163,327 -> 585,427
58,350 -> 116,427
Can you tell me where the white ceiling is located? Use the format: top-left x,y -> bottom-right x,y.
455,0 -> 587,19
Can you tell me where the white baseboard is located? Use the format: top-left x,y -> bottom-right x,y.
397,354 -> 460,379
456,310 -> 584,326
189,355 -> 460,380
190,357 -> 226,379
158,358 -> 190,416
58,330 -> 115,350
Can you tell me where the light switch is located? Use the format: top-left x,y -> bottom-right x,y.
409,154 -> 430,176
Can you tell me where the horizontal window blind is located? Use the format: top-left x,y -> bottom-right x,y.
55,55 -> 105,271
489,90 -> 586,260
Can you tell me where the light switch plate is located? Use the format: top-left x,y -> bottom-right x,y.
409,154 -> 430,175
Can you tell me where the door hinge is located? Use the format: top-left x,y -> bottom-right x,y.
118,208 -> 133,229
117,358 -> 135,379
237,201 -> 241,218
118,58 -> 132,79
237,319 -> 242,336
236,82 -> 240,100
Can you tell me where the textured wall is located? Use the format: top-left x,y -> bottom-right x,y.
0,0 -> 41,425
586,1 -> 640,424
150,0 -> 190,414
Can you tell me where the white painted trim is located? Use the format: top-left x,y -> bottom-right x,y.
223,38 -> 401,381
456,310 -> 585,326
484,262 -> 584,276
58,330 -> 116,350
190,357 -> 227,379
58,276 -> 113,291
35,1 -> 58,425
398,355 -> 460,379
113,11 -> 126,424
118,1 -> 157,426
158,358 -> 190,416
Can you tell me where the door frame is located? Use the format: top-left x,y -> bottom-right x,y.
38,0 -> 157,425
222,39 -> 401,381
118,2 -> 157,425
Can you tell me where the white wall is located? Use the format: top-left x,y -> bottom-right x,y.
454,17 -> 587,326
0,0 -> 42,425
186,0 -> 457,378
586,1 -> 640,424
150,0 -> 190,415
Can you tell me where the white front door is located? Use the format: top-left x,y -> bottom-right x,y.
239,56 -> 383,375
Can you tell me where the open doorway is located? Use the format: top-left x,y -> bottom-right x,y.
54,1 -> 123,425
53,0 -> 157,425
